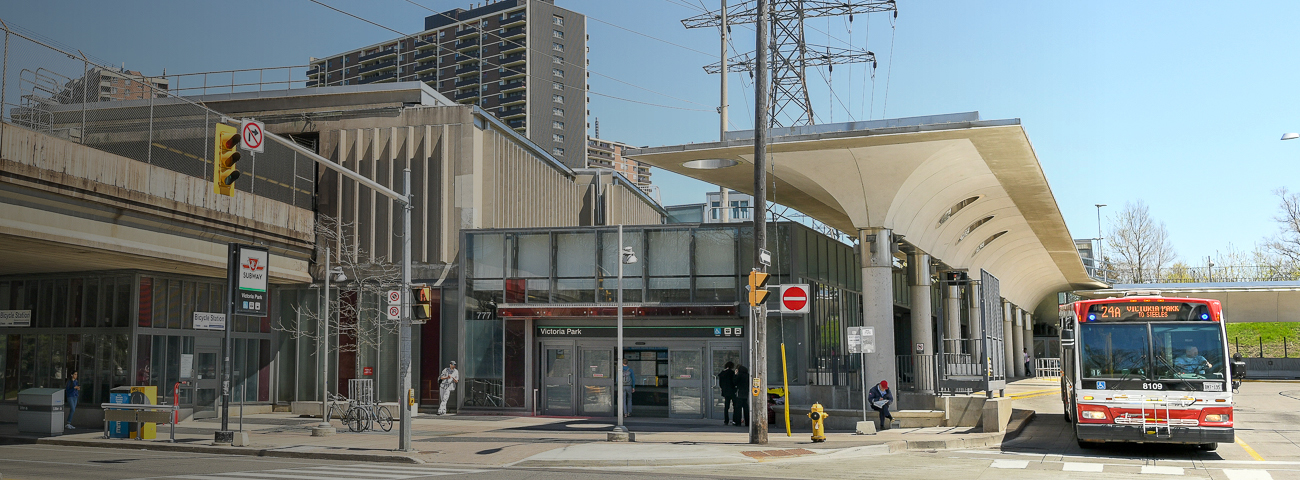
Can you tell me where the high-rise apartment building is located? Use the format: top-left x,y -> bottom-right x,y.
307,0 -> 588,169
57,67 -> 169,103
586,137 -> 651,188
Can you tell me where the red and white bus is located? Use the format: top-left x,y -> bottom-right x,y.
1059,293 -> 1245,450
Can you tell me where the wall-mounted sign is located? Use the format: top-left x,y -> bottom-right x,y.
193,312 -> 225,331
537,326 -> 743,338
0,310 -> 32,327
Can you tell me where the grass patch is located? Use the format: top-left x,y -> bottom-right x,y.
1226,322 -> 1300,358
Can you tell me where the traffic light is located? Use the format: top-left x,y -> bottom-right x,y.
411,286 -> 434,322
213,123 -> 241,196
747,270 -> 771,307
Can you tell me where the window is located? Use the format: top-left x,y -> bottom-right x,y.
553,147 -> 565,157
439,31 -> 446,38
553,56 -> 564,65
553,68 -> 564,78
553,94 -> 564,103
731,200 -> 750,219
710,201 -> 720,220
552,42 -> 564,52
974,231 -> 1008,254
958,215 -> 994,243
553,107 -> 564,116
553,15 -> 564,26
553,121 -> 564,129
553,30 -> 564,39
553,82 -> 564,91
553,133 -> 565,142
937,196 -> 980,227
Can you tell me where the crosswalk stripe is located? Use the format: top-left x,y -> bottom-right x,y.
176,473 -> 382,480
298,465 -> 485,474
1063,462 -> 1105,472
990,460 -> 1029,469
1223,470 -> 1273,480
1140,465 -> 1184,475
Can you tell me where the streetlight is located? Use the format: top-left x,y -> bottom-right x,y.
1095,204 -> 1106,281
609,224 -> 637,442
311,246 -> 346,437
1282,133 -> 1299,141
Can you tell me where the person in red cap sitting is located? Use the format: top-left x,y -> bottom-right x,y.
868,380 -> 894,430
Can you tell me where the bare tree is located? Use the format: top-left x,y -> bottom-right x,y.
1107,200 -> 1177,283
1264,188 -> 1300,278
279,215 -> 401,354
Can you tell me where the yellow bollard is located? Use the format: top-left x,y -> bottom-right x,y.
781,343 -> 791,437
807,402 -> 829,443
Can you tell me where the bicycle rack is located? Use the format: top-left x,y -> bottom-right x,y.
1114,397 -> 1196,439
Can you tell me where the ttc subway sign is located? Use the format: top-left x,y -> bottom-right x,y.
779,284 -> 810,314
230,244 -> 269,316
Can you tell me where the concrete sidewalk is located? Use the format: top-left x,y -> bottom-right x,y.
13,378 -> 1050,467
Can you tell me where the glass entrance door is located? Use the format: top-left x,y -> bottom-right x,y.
578,348 -> 614,416
192,345 -> 219,419
709,346 -> 742,421
668,348 -> 704,418
541,344 -> 575,415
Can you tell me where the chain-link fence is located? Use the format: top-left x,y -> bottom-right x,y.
0,21 -> 314,210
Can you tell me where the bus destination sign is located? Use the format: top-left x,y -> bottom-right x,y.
1087,302 -> 1207,321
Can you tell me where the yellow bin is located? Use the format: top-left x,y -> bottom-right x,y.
130,386 -> 157,440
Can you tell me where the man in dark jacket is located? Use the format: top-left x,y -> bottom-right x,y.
718,362 -> 737,425
731,364 -> 750,427
868,380 -> 894,430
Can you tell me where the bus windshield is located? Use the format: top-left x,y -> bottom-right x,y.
1152,323 -> 1225,380
1080,323 -> 1149,379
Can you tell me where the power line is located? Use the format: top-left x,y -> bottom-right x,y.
308,0 -> 711,112
882,19 -> 896,117
589,91 -> 713,112
586,15 -> 714,58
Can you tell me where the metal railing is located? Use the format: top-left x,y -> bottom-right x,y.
1035,358 -> 1062,378
0,22 -> 314,210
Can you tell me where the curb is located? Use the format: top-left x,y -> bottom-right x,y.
1001,409 -> 1036,442
35,438 -> 424,464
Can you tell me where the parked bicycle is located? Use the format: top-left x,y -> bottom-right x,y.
345,402 -> 394,432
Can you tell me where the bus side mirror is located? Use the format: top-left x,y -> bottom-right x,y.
1232,360 -> 1247,380
1060,328 -> 1075,345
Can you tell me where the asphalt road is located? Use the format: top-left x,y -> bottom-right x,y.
2,381 -> 1297,480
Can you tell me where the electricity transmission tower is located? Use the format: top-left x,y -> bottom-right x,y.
684,0 -> 898,127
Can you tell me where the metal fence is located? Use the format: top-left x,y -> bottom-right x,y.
1034,358 -> 1061,378
0,21 -> 314,210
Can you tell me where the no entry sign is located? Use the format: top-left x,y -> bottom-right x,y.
240,119 -> 265,153
779,284 -> 810,313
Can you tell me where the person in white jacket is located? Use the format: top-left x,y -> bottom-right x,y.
438,361 -> 459,415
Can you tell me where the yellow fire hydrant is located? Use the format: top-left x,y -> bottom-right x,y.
807,402 -> 829,443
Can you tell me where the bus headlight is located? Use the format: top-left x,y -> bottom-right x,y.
1081,411 -> 1107,420
1203,414 -> 1228,422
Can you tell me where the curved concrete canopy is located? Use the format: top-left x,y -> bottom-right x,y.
628,115 -> 1106,308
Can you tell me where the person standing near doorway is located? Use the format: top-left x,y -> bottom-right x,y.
437,361 -> 458,415
868,380 -> 893,430
1023,349 -> 1033,378
731,364 -> 750,427
621,359 -> 636,417
718,362 -> 737,425
65,371 -> 79,430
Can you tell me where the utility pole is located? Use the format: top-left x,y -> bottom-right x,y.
1095,204 -> 1106,280
751,0 -> 770,445
398,169 -> 413,451
718,0 -> 731,225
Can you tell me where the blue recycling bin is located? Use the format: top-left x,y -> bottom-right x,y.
108,387 -> 130,438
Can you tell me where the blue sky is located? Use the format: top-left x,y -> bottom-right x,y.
4,0 -> 1299,265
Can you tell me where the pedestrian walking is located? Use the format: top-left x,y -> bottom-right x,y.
718,361 -> 737,425
731,364 -> 750,427
65,371 -> 79,430
621,359 -> 636,417
1024,349 -> 1033,378
437,361 -> 458,415
868,380 -> 893,430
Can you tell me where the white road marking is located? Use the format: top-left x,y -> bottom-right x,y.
134,463 -> 489,480
1063,462 -> 1105,472
1222,470 -> 1273,480
990,459 -> 1030,469
1140,465 -> 1184,475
